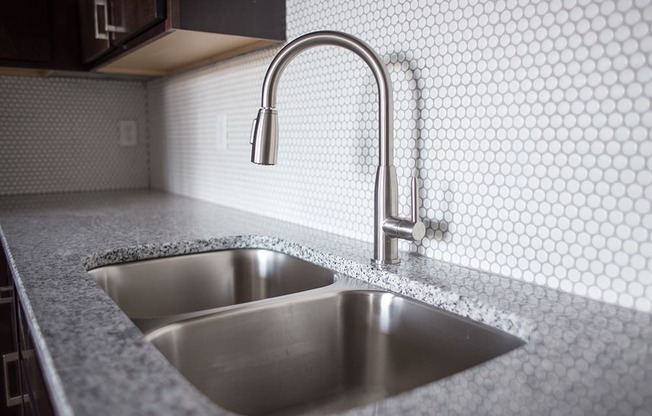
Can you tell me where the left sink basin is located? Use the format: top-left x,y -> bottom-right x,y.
88,249 -> 336,331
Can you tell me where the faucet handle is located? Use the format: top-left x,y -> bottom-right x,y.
382,176 -> 426,242
408,175 -> 426,241
249,118 -> 257,145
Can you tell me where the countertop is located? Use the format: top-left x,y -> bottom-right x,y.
0,190 -> 650,416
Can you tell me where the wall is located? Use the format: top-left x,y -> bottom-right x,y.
148,0 -> 652,313
0,76 -> 148,194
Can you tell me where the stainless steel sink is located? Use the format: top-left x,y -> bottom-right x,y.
90,247 -> 524,415
147,289 -> 525,416
88,249 -> 335,331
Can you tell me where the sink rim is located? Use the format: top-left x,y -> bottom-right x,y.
82,235 -> 536,341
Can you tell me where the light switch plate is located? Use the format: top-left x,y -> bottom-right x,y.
119,120 -> 138,147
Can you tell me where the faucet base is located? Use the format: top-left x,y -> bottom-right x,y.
370,257 -> 401,267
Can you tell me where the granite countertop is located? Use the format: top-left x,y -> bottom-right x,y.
0,190 -> 649,416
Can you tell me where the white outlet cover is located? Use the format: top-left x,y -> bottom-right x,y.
119,120 -> 138,147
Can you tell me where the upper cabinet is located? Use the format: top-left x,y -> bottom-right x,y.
0,0 -> 83,73
0,0 -> 285,77
78,0 -> 111,63
80,0 -> 286,76
79,0 -> 165,64
108,0 -> 166,45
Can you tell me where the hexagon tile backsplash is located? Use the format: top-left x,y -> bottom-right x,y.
0,76 -> 148,194
148,0 -> 652,313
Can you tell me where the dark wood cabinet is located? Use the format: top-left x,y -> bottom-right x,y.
109,0 -> 166,45
0,246 -> 54,416
1,0 -> 285,76
83,0 -> 286,76
0,0 -> 51,64
78,0 -> 166,64
0,249 -> 21,416
17,300 -> 55,416
78,0 -> 112,63
0,0 -> 82,72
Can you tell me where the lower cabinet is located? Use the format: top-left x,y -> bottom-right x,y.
1,247 -> 55,416
17,299 -> 55,416
1,253 -> 20,416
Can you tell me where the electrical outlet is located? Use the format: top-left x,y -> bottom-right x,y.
216,113 -> 228,150
119,120 -> 138,147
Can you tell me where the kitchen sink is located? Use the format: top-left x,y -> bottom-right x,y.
89,247 -> 524,415
147,289 -> 525,416
88,249 -> 336,331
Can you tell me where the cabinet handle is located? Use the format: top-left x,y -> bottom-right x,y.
0,286 -> 12,305
93,0 -> 109,40
2,352 -> 27,407
95,0 -> 125,35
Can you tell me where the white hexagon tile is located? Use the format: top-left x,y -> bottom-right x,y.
0,76 -> 149,194
148,0 -> 652,313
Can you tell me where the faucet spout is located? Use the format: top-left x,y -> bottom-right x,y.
251,31 -> 393,167
250,31 -> 424,265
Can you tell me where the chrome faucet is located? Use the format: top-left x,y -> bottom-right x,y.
250,31 -> 425,265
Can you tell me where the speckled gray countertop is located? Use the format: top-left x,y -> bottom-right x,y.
0,190 -> 649,416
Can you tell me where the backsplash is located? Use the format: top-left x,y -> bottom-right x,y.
0,76 -> 148,195
148,0 -> 652,313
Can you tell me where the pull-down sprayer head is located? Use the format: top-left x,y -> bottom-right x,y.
251,108 -> 278,165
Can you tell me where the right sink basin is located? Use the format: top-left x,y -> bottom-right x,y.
147,288 -> 525,416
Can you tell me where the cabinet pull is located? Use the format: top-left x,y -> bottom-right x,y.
0,286 -> 12,305
93,0 -> 109,40
94,0 -> 125,36
2,352 -> 27,407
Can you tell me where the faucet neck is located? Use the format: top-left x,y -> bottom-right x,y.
260,31 -> 394,167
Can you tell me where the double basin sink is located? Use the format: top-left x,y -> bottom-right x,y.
89,248 -> 524,416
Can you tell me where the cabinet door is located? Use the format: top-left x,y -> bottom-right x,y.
109,0 -> 166,45
0,0 -> 82,71
1,250 -> 22,416
78,0 -> 112,63
0,0 -> 51,63
17,300 -> 54,416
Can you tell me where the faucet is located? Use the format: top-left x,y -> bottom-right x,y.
250,31 -> 425,265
